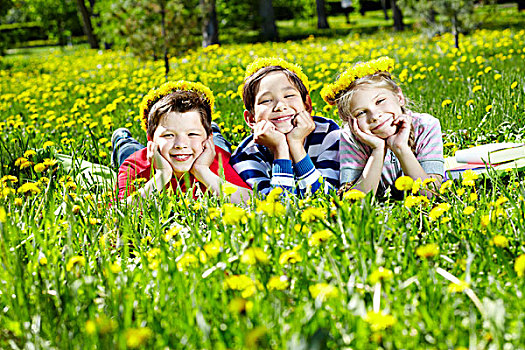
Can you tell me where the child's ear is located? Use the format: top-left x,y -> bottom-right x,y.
244,110 -> 256,129
304,95 -> 313,114
396,88 -> 406,107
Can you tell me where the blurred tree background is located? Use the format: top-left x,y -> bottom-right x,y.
0,0 -> 523,58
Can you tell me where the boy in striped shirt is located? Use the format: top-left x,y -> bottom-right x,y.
230,58 -> 340,196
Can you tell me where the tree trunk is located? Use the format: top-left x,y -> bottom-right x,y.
391,0 -> 404,31
75,0 -> 99,49
452,13 -> 459,48
160,0 -> 169,79
381,0 -> 389,20
316,0 -> 330,29
200,0 -> 219,47
258,0 -> 278,41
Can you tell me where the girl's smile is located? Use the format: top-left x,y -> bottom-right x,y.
350,87 -> 405,139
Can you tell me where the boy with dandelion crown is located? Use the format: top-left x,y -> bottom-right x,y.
115,81 -> 251,204
230,57 -> 341,196
321,57 -> 444,197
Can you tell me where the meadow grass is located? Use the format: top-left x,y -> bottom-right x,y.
0,18 -> 525,349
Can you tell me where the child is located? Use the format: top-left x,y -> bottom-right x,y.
117,81 -> 252,204
321,56 -> 444,197
230,57 -> 341,196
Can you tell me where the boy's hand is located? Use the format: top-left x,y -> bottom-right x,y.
254,120 -> 289,159
350,119 -> 385,150
191,137 -> 216,174
286,111 -> 315,146
386,113 -> 412,153
147,141 -> 172,175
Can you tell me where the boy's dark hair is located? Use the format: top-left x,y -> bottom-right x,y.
147,90 -> 212,139
242,66 -> 309,113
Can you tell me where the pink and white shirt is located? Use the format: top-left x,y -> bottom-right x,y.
340,111 -> 444,196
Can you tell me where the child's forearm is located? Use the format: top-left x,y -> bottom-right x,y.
125,170 -> 172,206
351,147 -> 385,195
192,167 -> 252,204
288,140 -> 307,163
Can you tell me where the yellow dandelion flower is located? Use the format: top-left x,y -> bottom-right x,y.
34,163 -> 46,173
222,203 -> 247,225
221,183 -> 238,196
514,254 -> 525,277
429,203 -> 451,221
301,207 -> 326,222
176,253 -> 198,271
485,105 -> 492,113
309,283 -> 339,301
441,99 -> 452,107
308,229 -> 334,247
228,297 -> 253,314
369,267 -> 394,284
240,247 -> 269,265
279,248 -> 302,265
395,176 -> 414,191
461,170 -> 478,187
416,243 -> 439,259
257,199 -> 286,217
511,81 -> 518,89
125,327 -> 153,349
343,189 -> 366,201
492,235 -> 509,248
364,311 -> 396,332
463,206 -> 475,215
43,141 -> 55,149
66,255 -> 86,272
203,240 -> 221,258
267,276 -> 289,291
24,150 -> 36,158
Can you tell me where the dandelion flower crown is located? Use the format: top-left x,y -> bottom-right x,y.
320,56 -> 395,105
139,80 -> 215,131
240,57 -> 310,97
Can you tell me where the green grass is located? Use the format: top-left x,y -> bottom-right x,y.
1,7 -> 525,349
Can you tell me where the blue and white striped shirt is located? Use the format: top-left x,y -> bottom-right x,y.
230,116 -> 340,196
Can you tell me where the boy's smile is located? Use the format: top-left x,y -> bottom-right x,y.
350,87 -> 405,139
245,71 -> 312,134
153,111 -> 207,178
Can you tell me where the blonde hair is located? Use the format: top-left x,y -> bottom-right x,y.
336,72 -> 415,152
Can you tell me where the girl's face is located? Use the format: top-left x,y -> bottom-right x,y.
349,87 -> 405,139
153,111 -> 207,178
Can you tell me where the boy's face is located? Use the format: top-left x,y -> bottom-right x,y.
152,111 -> 208,178
350,87 -> 405,139
244,71 -> 312,134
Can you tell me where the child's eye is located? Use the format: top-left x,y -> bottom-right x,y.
259,99 -> 271,104
284,94 -> 296,98
188,133 -> 201,137
376,98 -> 386,105
354,111 -> 366,118
163,133 -> 174,138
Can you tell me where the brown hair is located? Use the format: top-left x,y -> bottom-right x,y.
336,72 -> 415,152
242,66 -> 309,113
147,90 -> 212,139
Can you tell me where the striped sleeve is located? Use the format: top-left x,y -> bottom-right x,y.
339,125 -> 371,185
230,136 -> 295,195
413,113 -> 445,177
296,116 -> 341,195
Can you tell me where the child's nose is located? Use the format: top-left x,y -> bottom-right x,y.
171,136 -> 188,149
273,98 -> 287,111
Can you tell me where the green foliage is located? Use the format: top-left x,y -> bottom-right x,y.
93,0 -> 200,59
398,0 -> 498,47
